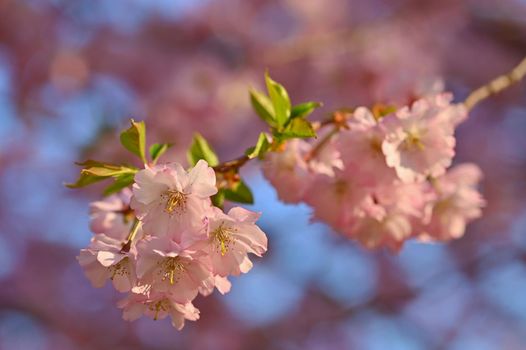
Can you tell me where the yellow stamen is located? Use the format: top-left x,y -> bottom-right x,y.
403,130 -> 425,151
161,190 -> 187,214
148,299 -> 170,321
157,257 -> 186,284
108,257 -> 129,280
212,223 -> 235,256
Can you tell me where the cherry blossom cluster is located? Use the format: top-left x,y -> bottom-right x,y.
78,160 -> 268,329
263,93 -> 485,250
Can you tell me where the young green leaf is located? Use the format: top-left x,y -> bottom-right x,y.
279,118 -> 316,139
211,189 -> 226,209
249,88 -> 276,127
265,73 -> 291,128
120,119 -> 147,164
224,180 -> 254,204
65,172 -> 106,189
81,164 -> 137,177
187,133 -> 219,167
66,160 -> 138,190
149,143 -> 171,164
245,132 -> 271,159
103,173 -> 136,196
290,102 -> 322,119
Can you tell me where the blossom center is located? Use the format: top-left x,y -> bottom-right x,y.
157,257 -> 186,285
161,190 -> 187,214
212,223 -> 235,256
109,257 -> 130,280
402,130 -> 425,151
148,299 -> 171,321
369,137 -> 383,156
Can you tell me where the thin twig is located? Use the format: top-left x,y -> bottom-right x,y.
212,154 -> 250,173
120,218 -> 141,253
214,57 -> 526,175
464,56 -> 526,111
306,128 -> 339,162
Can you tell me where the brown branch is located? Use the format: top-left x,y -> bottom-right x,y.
464,56 -> 526,111
212,154 -> 251,173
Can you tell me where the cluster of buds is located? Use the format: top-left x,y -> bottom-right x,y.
263,93 -> 485,250
77,160 -> 267,329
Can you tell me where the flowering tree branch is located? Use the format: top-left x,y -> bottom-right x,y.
66,61 -> 524,330
464,56 -> 526,111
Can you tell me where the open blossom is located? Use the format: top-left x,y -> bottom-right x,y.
118,292 -> 199,330
338,108 -> 397,187
77,233 -> 138,292
307,131 -> 344,177
259,92 -> 483,251
348,182 -> 434,250
382,94 -> 466,183
304,168 -> 370,232
78,156 -> 269,329
203,206 -> 268,277
420,163 -> 485,241
131,160 -> 217,237
199,275 -> 232,296
90,188 -> 133,240
135,236 -> 211,303
262,139 -> 313,203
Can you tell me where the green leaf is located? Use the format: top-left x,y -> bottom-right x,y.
120,119 -> 147,164
265,72 -> 291,128
187,133 -> 219,167
82,165 -> 137,177
224,180 -> 254,204
211,190 -> 225,209
103,173 -> 135,196
372,104 -> 397,119
66,160 -> 137,190
65,172 -> 106,189
280,118 -> 316,139
245,132 -> 271,159
249,89 -> 276,127
290,102 -> 322,119
149,143 -> 171,164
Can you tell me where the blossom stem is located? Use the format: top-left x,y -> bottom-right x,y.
212,155 -> 250,173
464,56 -> 526,111
306,127 -> 339,161
121,218 -> 141,253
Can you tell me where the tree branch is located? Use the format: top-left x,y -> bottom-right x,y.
464,56 -> 526,111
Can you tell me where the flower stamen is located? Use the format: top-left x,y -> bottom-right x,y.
212,223 -> 235,256
109,257 -> 130,280
161,190 -> 187,214
148,299 -> 170,321
158,257 -> 186,284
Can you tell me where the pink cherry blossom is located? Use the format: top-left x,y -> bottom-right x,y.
307,130 -> 344,177
89,188 -> 133,240
203,206 -> 267,277
118,292 -> 199,330
131,160 -> 217,237
304,169 -> 370,232
77,234 -> 138,292
381,94 -> 465,182
262,139 -> 313,203
338,108 -> 397,187
419,163 -> 485,241
199,275 -> 232,296
350,214 -> 412,251
135,236 -> 211,303
348,182 -> 435,250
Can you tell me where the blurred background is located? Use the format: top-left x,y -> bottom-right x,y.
1,0 -> 526,349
